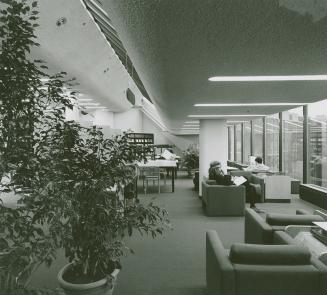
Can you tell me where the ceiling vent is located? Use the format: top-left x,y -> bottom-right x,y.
56,17 -> 67,27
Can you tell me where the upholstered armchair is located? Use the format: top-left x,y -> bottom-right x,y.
230,170 -> 265,203
244,208 -> 324,244
202,180 -> 245,216
206,230 -> 326,295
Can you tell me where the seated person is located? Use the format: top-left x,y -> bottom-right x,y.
244,156 -> 269,172
209,161 -> 263,212
244,156 -> 268,212
208,161 -> 234,185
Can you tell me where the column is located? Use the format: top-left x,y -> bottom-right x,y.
199,119 -> 228,196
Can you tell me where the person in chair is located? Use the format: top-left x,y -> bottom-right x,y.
244,156 -> 268,212
208,161 -> 234,186
244,156 -> 269,172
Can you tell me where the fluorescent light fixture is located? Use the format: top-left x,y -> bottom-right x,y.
79,102 -> 100,106
78,98 -> 93,102
188,114 -> 265,118
84,106 -> 107,109
184,121 -> 199,123
208,75 -> 327,82
194,103 -> 304,107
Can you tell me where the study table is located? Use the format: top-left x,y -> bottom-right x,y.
137,160 -> 177,192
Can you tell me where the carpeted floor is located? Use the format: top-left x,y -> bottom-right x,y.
27,172 -> 321,294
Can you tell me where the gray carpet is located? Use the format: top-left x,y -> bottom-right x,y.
27,172 -> 321,294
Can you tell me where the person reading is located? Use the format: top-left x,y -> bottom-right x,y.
244,156 -> 269,172
208,161 -> 234,185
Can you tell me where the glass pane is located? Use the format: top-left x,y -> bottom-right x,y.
266,114 -> 279,171
253,119 -> 263,158
243,122 -> 251,164
228,126 -> 234,161
283,107 -> 303,181
308,99 -> 327,188
235,124 -> 242,162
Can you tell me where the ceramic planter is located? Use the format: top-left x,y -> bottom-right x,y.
57,263 -> 120,295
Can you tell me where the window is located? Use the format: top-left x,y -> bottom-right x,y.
235,124 -> 242,162
228,126 -> 234,161
308,99 -> 327,188
243,122 -> 251,164
266,114 -> 279,170
252,118 -> 263,158
283,107 -> 303,181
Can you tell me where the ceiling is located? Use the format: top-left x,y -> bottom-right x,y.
31,0 -> 144,112
102,0 -> 327,129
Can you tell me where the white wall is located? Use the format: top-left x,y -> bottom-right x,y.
114,108 -> 143,132
142,113 -> 198,156
93,110 -> 114,126
199,119 -> 228,196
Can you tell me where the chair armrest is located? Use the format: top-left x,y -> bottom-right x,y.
206,230 -> 235,295
245,208 -> 273,244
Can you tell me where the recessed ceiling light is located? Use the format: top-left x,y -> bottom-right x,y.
194,103 -> 304,107
180,127 -> 200,129
188,114 -> 265,118
208,75 -> 327,82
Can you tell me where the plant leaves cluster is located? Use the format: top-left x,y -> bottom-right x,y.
182,145 -> 199,172
0,0 -> 169,290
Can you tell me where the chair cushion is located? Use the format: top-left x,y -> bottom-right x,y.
229,243 -> 311,265
266,213 -> 324,226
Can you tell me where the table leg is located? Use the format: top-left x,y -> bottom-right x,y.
172,167 -> 175,192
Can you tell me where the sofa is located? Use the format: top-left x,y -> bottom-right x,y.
206,230 -> 326,295
229,170 -> 265,203
202,180 -> 245,216
244,208 -> 325,244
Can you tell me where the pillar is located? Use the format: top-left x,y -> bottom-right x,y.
199,119 -> 228,196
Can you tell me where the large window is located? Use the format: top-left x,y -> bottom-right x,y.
228,126 -> 234,161
266,114 -> 279,171
252,119 -> 263,158
283,107 -> 303,181
243,122 -> 251,164
235,124 -> 242,162
308,99 -> 327,188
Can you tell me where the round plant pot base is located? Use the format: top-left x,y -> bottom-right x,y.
57,263 -> 119,295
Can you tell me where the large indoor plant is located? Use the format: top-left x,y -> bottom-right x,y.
32,122 -> 169,294
182,145 -> 199,176
0,1 -> 169,294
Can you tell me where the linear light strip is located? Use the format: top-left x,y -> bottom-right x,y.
194,103 -> 304,107
188,114 -> 265,118
208,75 -> 327,82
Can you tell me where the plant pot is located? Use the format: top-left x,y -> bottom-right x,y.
57,263 -> 120,295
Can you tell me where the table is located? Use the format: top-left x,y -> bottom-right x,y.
263,175 -> 292,202
285,225 -> 327,265
137,160 -> 177,192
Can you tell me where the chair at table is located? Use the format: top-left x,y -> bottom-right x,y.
139,166 -> 161,194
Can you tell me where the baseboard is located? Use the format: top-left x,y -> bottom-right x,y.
265,199 -> 291,203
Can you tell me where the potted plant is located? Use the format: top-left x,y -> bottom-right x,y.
0,1 -> 170,294
31,122 -> 169,295
182,146 -> 199,177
